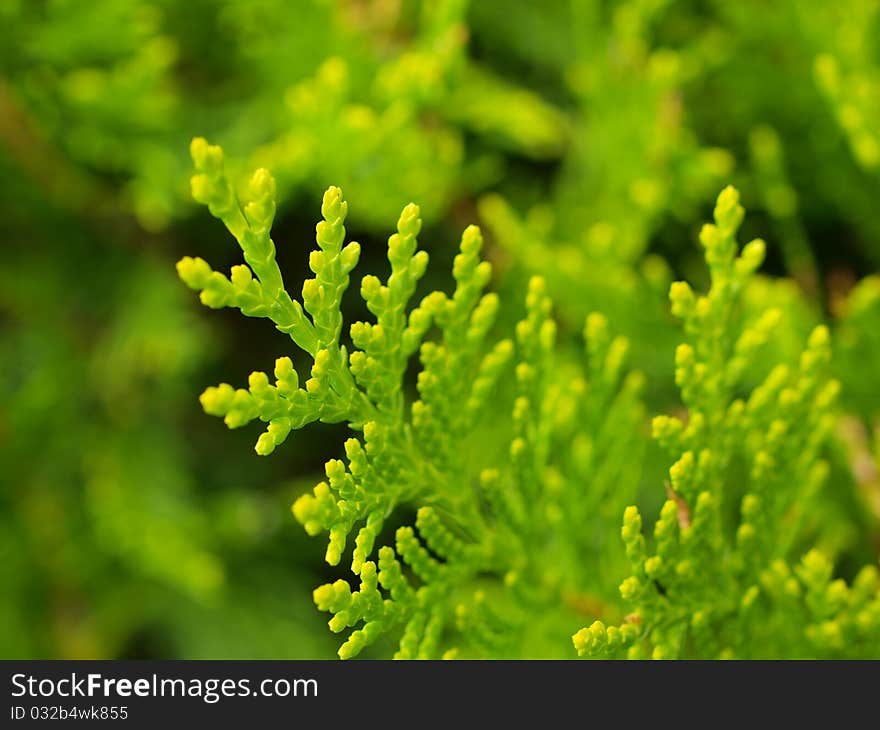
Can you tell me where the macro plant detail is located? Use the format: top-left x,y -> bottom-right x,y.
574,188 -> 880,659
4,0 -> 880,664
180,141 -> 880,659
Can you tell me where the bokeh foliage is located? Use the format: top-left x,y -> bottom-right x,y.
1,0 -> 878,658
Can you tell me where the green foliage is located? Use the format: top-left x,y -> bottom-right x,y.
0,172 -> 335,658
3,0 -> 880,662
836,276 -> 880,418
575,188 -> 879,659
182,139 -> 649,658
0,0 -> 565,231
183,144 -> 879,658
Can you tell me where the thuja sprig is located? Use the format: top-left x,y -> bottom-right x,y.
182,151 -> 878,658
574,187 -> 880,659
180,140 -> 648,658
178,139 -> 371,451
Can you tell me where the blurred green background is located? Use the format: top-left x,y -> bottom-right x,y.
1,0 -> 879,659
